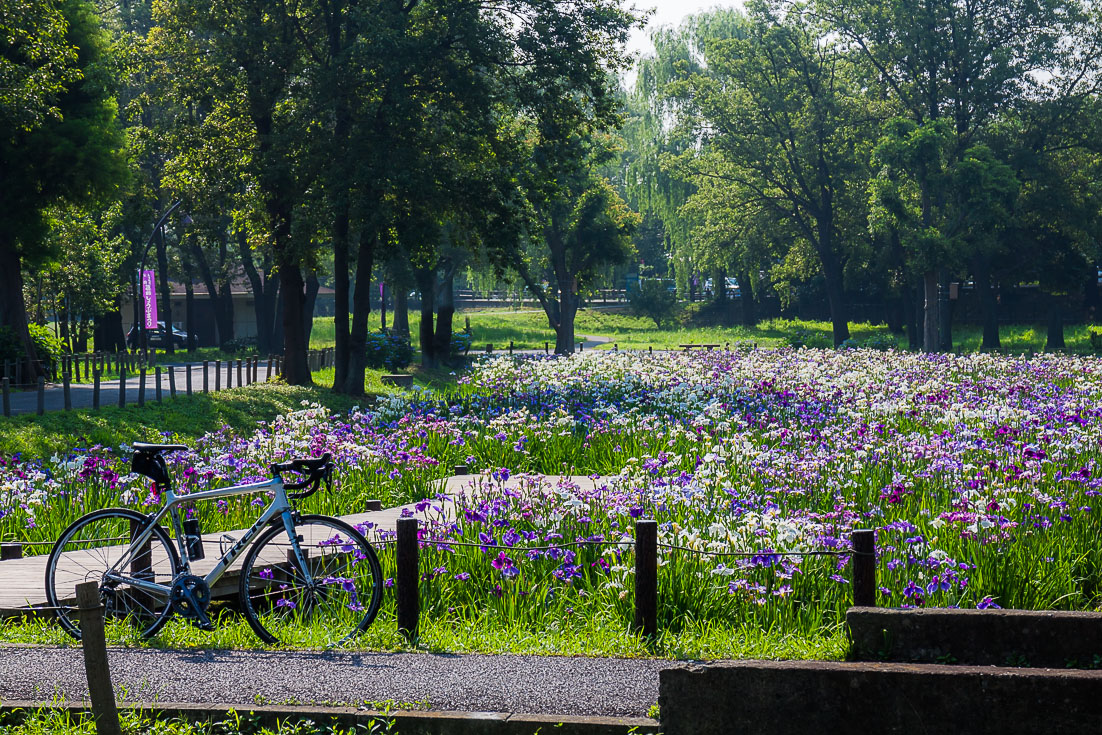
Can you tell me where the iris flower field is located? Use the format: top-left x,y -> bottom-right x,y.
3,348 -> 1101,653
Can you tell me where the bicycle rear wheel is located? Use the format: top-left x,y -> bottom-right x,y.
45,508 -> 180,640
239,514 -> 383,646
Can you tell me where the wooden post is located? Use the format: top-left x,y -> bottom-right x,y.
186,365 -> 192,396
634,519 -> 658,639
168,366 -> 177,398
851,529 -> 877,607
486,344 -> 493,354
63,372 -> 72,411
237,358 -> 243,387
266,356 -> 272,382
75,581 -> 123,735
454,464 -> 469,475
363,499 -> 383,512
396,517 -> 420,640
36,376 -> 45,416
1,543 -> 22,560
227,359 -> 233,389
509,341 -> 514,355
203,361 -> 209,393
215,360 -> 221,391
2,377 -> 9,417
155,367 -> 162,403
93,371 -> 100,410
544,341 -> 549,354
137,368 -> 146,407
84,354 -> 90,380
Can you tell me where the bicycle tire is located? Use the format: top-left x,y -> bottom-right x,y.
45,507 -> 180,640
238,514 -> 383,646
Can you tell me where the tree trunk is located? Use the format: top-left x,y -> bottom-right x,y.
886,294 -> 904,335
737,271 -> 756,326
331,201 -> 351,392
280,262 -> 312,384
818,249 -> 849,346
416,267 -> 437,367
191,238 -> 234,346
910,282 -> 922,350
0,235 -> 42,380
393,287 -> 410,336
938,269 -> 953,352
303,270 -> 319,348
1046,294 -> 1065,351
432,264 -> 455,363
922,269 -> 940,352
59,302 -> 71,353
346,231 -> 375,396
973,256 -> 1000,349
238,230 -> 278,355
75,315 -> 89,353
1084,264 -> 1100,324
96,300 -> 127,353
184,275 -> 196,352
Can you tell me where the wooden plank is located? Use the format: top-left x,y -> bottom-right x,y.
0,473 -> 602,615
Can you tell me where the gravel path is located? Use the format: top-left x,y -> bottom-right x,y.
0,645 -> 673,716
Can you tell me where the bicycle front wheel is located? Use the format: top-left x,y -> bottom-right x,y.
45,508 -> 180,640
239,514 -> 383,646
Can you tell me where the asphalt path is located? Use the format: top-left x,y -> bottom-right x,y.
2,359 -> 275,416
0,645 -> 673,716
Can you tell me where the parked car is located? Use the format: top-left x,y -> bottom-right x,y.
127,322 -> 191,350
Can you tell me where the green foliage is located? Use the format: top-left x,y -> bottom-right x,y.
787,328 -> 832,349
27,324 -> 64,370
0,326 -> 22,364
630,278 -> 680,329
365,332 -> 413,372
220,338 -> 258,355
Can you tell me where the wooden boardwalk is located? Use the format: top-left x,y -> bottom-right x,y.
0,473 -> 600,615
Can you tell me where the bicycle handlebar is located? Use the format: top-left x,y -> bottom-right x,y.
270,453 -> 332,499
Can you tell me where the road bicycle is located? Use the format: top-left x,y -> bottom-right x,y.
44,442 -> 383,646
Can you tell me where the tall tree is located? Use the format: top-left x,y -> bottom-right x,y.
1,0 -> 125,377
670,2 -> 872,345
817,0 -> 1098,350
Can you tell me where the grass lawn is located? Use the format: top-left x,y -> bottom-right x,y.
311,307 -> 1102,354
0,365 -> 441,459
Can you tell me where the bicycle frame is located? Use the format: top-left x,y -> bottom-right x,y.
104,476 -> 312,595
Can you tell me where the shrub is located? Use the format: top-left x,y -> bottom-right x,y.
451,329 -> 473,357
221,337 -> 258,355
364,331 -> 413,371
29,324 -> 64,373
630,278 -> 680,329
787,328 -> 831,349
862,334 -> 898,351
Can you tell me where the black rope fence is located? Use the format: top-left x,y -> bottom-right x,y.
377,519 -> 878,641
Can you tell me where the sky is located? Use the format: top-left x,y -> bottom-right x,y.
626,0 -> 740,58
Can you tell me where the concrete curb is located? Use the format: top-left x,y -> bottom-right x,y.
0,700 -> 660,734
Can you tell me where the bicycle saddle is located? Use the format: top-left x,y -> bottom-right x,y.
132,442 -> 189,455
132,443 -> 188,488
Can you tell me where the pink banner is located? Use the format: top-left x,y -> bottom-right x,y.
141,269 -> 158,329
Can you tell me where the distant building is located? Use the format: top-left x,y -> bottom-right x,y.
123,279 -> 334,347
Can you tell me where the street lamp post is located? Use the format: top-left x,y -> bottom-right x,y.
137,200 -> 184,357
